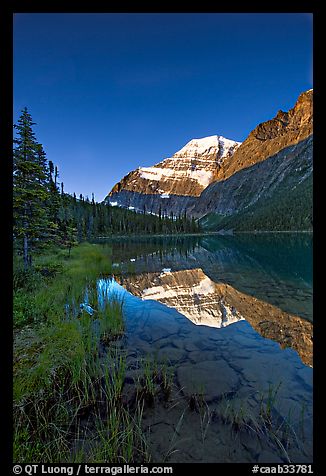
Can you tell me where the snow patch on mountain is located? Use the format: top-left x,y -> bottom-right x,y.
139,167 -> 213,187
135,135 -> 241,189
192,276 -> 215,295
107,133 -> 242,210
142,285 -> 175,300
174,135 -> 241,158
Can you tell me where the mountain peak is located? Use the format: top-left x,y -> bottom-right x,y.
108,133 -> 241,200
294,89 -> 313,116
173,135 -> 241,160
298,88 -> 313,98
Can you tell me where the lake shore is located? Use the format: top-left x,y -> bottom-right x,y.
97,229 -> 313,239
13,243 -> 151,462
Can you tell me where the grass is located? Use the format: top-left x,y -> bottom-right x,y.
198,401 -> 212,444
259,381 -> 283,426
187,384 -> 206,412
13,242 -> 149,463
134,356 -> 175,408
98,299 -> 125,344
89,403 -> 150,463
158,361 -> 174,401
13,243 -> 113,329
219,398 -> 259,434
102,350 -> 127,404
216,382 -> 308,463
162,409 -> 186,463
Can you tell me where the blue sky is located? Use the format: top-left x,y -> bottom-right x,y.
13,13 -> 313,201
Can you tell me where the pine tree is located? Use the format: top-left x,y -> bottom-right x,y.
54,166 -> 58,190
48,160 -> 54,182
13,108 -> 51,268
46,159 -> 61,232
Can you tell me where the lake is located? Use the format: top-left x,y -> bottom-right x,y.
96,233 -> 313,463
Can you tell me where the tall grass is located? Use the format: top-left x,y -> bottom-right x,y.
133,355 -> 175,408
217,382 -> 307,463
13,243 -> 148,463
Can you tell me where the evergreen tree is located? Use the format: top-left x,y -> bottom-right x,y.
48,160 -> 54,182
46,159 -> 61,230
54,166 -> 58,189
13,108 -> 51,267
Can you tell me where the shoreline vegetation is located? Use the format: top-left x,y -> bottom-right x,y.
14,241 -> 206,463
13,242 -> 150,462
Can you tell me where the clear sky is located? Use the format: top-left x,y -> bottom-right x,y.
13,13 -> 313,202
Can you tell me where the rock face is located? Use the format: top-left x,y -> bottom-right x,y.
105,135 -> 241,214
192,135 -> 312,219
217,89 -> 313,182
104,90 -> 313,227
106,189 -> 198,217
192,89 -> 313,228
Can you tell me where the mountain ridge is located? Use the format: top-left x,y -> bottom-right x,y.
217,89 -> 313,182
104,89 -> 313,230
108,134 -> 241,200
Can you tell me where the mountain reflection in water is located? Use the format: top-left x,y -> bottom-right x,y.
121,268 -> 244,328
105,234 -> 313,366
118,267 -> 312,367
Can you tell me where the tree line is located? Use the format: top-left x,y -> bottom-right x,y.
13,108 -> 200,268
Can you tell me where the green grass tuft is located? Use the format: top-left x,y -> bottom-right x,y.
13,242 -> 149,463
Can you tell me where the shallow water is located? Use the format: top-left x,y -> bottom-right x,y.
97,233 -> 313,463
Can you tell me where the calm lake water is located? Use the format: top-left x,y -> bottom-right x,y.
96,233 -> 313,463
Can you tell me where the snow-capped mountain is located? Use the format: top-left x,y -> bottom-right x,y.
138,136 -> 240,191
105,135 -> 241,214
104,89 -> 313,228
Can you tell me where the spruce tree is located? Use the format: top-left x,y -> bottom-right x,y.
13,108 -> 50,268
48,160 -> 54,182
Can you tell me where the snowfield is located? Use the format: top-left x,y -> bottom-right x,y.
139,166 -> 213,187
137,135 -> 241,188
